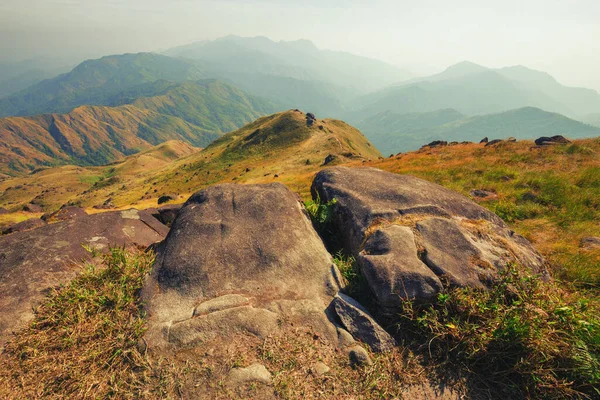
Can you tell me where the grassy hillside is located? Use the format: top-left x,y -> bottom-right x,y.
360,107 -> 600,154
0,53 -> 207,117
0,80 -> 274,175
0,110 -> 380,214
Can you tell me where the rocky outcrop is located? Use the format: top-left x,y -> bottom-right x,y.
535,135 -> 571,146
142,183 -> 344,350
311,167 -> 547,316
0,209 -> 169,347
332,293 -> 396,352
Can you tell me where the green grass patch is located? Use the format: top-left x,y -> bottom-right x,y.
396,265 -> 600,399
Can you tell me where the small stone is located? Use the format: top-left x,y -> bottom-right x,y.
336,326 -> 355,348
348,346 -> 372,368
312,361 -> 330,376
228,363 -> 272,386
332,293 -> 396,353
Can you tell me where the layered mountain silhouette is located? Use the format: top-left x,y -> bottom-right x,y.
359,107 -> 600,154
0,80 -> 274,175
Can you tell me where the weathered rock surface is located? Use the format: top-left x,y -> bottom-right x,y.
41,205 -> 87,223
1,218 -> 46,235
143,183 -> 343,349
0,207 -> 8,215
228,363 -> 272,387
312,167 -> 547,314
152,204 -> 182,226
0,209 -> 169,347
332,293 -> 396,352
535,135 -> 571,146
348,346 -> 372,368
358,225 -> 442,308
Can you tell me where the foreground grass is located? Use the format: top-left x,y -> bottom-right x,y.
0,248 -> 176,399
398,266 -> 600,399
306,195 -> 600,399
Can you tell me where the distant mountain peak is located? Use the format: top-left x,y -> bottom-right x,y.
443,60 -> 489,75
282,39 -> 318,52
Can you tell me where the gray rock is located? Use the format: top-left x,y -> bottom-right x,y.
312,361 -> 330,376
480,137 -> 489,144
0,208 -> 8,215
311,167 -> 547,310
311,166 -> 506,255
336,326 -> 356,348
332,293 -> 396,353
228,363 -> 272,386
143,183 -> 342,349
359,226 -> 442,311
348,346 -> 372,367
535,135 -> 571,146
0,209 -> 169,347
416,218 -> 494,288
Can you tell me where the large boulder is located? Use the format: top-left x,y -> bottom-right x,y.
142,183 -> 344,349
0,209 -> 169,347
311,167 -> 547,315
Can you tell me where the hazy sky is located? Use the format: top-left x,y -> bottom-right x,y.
1,0 -> 599,91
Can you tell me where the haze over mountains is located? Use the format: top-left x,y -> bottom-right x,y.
1,35 -> 600,173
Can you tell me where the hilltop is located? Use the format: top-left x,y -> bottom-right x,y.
0,80 -> 274,175
0,110 -> 380,215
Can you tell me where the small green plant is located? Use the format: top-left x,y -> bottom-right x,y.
397,265 -> 600,399
304,196 -> 337,227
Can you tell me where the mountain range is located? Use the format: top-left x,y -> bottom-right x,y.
1,37 -> 600,172
0,79 -> 274,175
359,107 -> 600,154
